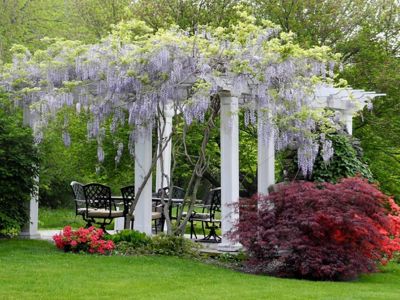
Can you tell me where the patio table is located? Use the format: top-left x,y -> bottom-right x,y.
151,197 -> 184,221
112,196 -> 185,230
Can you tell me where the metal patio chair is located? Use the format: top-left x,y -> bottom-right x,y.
121,185 -> 163,233
156,186 -> 186,220
82,183 -> 124,231
70,181 -> 86,218
188,187 -> 221,243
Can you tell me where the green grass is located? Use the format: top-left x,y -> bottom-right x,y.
1,240 -> 400,300
39,208 -> 86,229
39,208 -> 115,230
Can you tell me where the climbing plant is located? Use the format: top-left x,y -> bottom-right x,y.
0,14 -> 346,232
0,15 -> 340,173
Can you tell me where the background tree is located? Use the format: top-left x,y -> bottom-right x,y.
68,0 -> 132,39
252,0 -> 374,49
38,108 -> 135,208
0,91 -> 38,236
344,28 -> 400,198
0,0 -> 92,61
129,0 -> 242,32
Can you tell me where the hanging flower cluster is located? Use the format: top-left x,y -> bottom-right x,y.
0,15 -> 341,176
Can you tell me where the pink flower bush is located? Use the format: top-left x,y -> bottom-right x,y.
53,226 -> 114,255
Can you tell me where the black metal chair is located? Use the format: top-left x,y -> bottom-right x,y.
70,181 -> 86,218
156,186 -> 186,220
121,185 -> 163,233
189,187 -> 221,243
120,185 -> 135,223
157,186 -> 185,199
82,183 -> 124,231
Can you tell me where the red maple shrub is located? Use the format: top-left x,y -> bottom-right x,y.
231,177 -> 400,280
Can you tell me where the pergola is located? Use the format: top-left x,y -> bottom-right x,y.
21,83 -> 384,251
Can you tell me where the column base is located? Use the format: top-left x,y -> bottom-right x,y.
19,231 -> 41,239
114,217 -> 125,232
217,242 -> 242,252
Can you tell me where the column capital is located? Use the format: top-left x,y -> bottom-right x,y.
219,90 -> 241,100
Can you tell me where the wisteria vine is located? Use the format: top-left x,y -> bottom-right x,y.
0,16 -> 340,176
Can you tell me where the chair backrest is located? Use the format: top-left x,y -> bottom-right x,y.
120,185 -> 135,214
83,183 -> 112,210
202,187 -> 221,220
70,181 -> 85,200
157,186 -> 185,199
208,187 -> 221,215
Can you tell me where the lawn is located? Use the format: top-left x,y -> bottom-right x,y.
39,208 -> 86,229
1,240 -> 400,300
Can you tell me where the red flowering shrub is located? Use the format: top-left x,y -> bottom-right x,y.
53,226 -> 114,255
232,177 -> 400,280
384,198 -> 400,259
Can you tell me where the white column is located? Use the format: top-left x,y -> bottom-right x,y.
218,93 -> 240,252
20,175 -> 40,239
20,108 -> 40,239
155,105 -> 173,192
344,112 -> 353,135
114,206 -> 124,232
257,111 -> 275,195
134,125 -> 153,235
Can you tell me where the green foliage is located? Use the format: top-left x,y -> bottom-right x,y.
217,251 -> 247,264
129,0 -> 243,32
113,230 -> 200,257
38,108 -> 134,208
0,0 -> 94,62
341,28 -> 400,199
253,0 -> 374,49
312,134 -> 373,183
39,208 -> 86,229
69,0 -> 132,39
150,234 -> 200,257
0,92 -> 38,236
279,132 -> 373,184
108,229 -> 151,248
